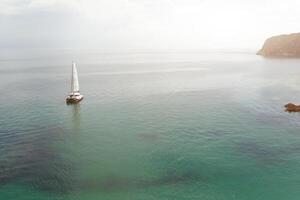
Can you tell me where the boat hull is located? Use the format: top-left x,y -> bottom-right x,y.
66,96 -> 83,104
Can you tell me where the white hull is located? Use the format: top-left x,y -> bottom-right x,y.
66,93 -> 83,104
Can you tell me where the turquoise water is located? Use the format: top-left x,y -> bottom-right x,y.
1,50 -> 300,199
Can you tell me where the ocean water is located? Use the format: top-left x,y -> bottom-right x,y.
1,49 -> 300,200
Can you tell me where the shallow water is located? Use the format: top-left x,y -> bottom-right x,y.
1,50 -> 300,200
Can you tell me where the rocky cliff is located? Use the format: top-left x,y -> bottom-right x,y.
257,33 -> 300,57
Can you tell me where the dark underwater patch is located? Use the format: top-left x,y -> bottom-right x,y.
78,170 -> 204,193
0,126 -> 75,194
236,140 -> 300,165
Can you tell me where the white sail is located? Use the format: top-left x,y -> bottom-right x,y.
71,62 -> 80,93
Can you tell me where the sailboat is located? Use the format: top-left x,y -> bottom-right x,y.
66,62 -> 84,104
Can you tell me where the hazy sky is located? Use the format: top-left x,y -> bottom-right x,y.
1,0 -> 300,51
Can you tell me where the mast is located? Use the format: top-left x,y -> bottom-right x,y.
71,62 -> 74,92
71,62 -> 80,93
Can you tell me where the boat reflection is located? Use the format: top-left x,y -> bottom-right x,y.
71,104 -> 81,129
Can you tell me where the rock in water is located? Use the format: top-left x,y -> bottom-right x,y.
257,33 -> 300,57
284,103 -> 300,112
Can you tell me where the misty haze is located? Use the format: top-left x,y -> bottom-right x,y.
1,1 -> 300,200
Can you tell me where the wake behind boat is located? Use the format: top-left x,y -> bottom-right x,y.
66,62 -> 83,104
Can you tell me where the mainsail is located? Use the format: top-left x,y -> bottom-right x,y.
71,62 -> 80,93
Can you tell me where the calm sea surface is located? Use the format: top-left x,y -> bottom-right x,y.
1,50 -> 300,200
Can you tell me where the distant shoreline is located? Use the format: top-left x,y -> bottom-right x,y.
258,33 -> 300,57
